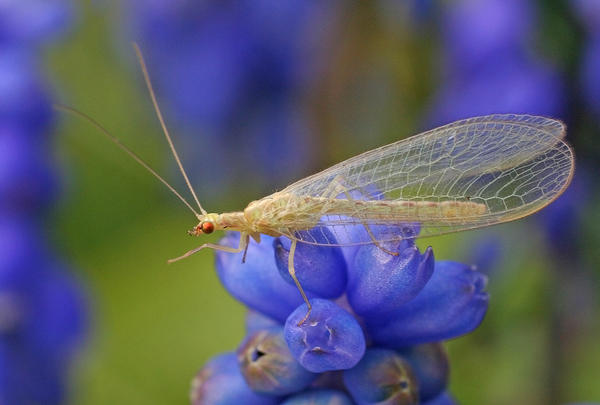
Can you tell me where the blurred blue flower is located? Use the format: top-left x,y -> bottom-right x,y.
0,1 -> 86,403
441,0 -> 535,73
430,0 -> 565,125
570,0 -> 600,35
0,125 -> 56,211
398,343 -> 449,402
0,47 -> 52,133
579,34 -> 600,114
430,54 -> 564,125
537,171 -> 589,256
0,0 -> 74,44
423,392 -> 457,405
125,0 -> 340,190
466,234 -> 504,276
570,1 -> 600,114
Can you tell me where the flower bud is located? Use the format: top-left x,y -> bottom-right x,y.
343,348 -> 419,405
237,329 -> 316,395
370,261 -> 488,347
215,233 -> 307,322
285,299 -> 365,372
274,228 -> 347,299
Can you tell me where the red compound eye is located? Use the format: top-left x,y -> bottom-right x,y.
201,221 -> 215,234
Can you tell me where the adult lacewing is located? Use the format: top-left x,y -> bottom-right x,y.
56,44 -> 575,323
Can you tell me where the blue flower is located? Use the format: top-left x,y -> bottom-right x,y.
285,299 -> 366,373
348,239 -> 434,319
274,229 -> 347,299
368,261 -> 488,347
237,328 -> 317,395
216,233 -> 308,323
209,221 -> 489,400
0,1 -> 87,403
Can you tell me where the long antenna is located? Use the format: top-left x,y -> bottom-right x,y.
54,104 -> 202,219
132,43 -> 207,215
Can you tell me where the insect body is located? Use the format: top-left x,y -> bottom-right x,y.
58,44 -> 574,325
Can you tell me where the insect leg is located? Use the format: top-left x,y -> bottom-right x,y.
288,239 -> 312,326
241,234 -> 250,263
167,233 -> 248,263
326,176 -> 399,256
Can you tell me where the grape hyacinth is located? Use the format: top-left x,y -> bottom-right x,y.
0,1 -> 86,404
192,223 -> 488,404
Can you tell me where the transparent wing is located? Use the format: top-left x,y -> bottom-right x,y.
271,114 -> 574,246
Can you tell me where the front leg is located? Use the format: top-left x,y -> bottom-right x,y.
168,232 -> 248,263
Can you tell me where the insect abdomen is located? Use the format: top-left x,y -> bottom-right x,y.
316,198 -> 487,221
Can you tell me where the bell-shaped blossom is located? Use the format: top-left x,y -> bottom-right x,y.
284,299 -> 366,373
369,261 -> 489,347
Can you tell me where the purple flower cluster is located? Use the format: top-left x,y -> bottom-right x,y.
126,0 -> 340,192
0,1 -> 86,403
429,0 -> 565,125
191,224 -> 488,404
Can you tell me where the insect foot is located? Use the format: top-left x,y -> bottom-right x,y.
198,224 -> 489,402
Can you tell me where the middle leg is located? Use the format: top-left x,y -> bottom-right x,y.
287,239 -> 313,326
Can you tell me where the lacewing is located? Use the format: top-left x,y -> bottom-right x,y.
57,44 -> 575,323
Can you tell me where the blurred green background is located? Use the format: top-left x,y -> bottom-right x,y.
43,1 -> 599,404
